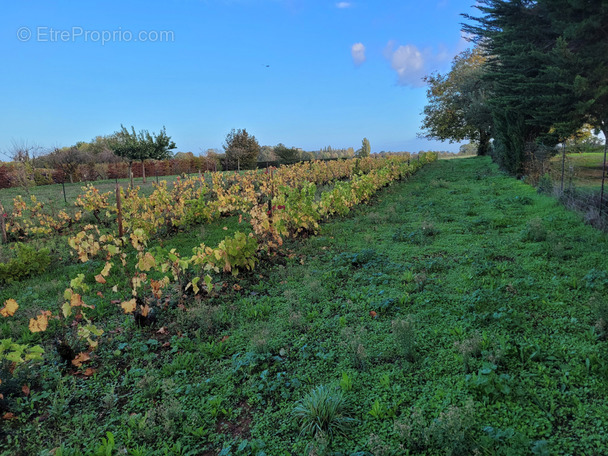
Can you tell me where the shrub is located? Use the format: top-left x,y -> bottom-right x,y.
536,173 -> 553,195
0,243 -> 51,284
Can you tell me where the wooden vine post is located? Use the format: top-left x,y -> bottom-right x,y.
115,183 -> 124,237
0,202 -> 7,244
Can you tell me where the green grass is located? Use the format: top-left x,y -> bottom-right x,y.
0,173 -> 205,213
3,157 -> 608,455
549,150 -> 606,191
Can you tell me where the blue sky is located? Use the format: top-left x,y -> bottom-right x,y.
0,0 -> 475,155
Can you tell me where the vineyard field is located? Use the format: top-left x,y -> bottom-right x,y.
2,155 -> 608,455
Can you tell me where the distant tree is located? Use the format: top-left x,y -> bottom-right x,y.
274,143 -> 300,164
258,145 -> 278,163
420,46 -> 493,157
108,125 -> 176,186
47,146 -> 83,183
202,148 -> 221,171
357,138 -> 371,158
458,143 -> 478,156
5,141 -> 44,190
223,129 -> 260,170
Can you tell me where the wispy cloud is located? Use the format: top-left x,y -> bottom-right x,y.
336,2 -> 352,8
351,42 -> 366,66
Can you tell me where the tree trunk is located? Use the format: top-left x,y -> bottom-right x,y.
129,162 -> 134,189
141,160 -> 147,184
560,142 -> 566,192
477,130 -> 491,156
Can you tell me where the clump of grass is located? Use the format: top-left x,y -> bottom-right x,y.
522,217 -> 547,242
176,303 -> 225,335
250,325 -> 271,354
392,317 -> 416,362
453,333 -> 482,373
395,401 -> 476,455
341,327 -> 368,370
292,385 -> 355,439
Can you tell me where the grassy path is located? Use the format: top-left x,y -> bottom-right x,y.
3,157 -> 608,456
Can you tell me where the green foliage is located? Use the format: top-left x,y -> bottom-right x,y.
537,173 -> 554,195
420,46 -> 492,156
356,138 -> 371,158
273,143 -> 301,164
108,125 -> 176,164
462,0 -> 608,175
0,338 -> 44,365
223,128 -> 261,170
292,385 -> 355,439
0,243 -> 51,284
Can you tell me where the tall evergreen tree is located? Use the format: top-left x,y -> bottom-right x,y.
463,0 -> 560,175
223,129 -> 261,170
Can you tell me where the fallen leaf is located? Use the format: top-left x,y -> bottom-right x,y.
157,327 -> 168,334
121,299 -> 137,314
70,293 -> 84,307
140,304 -> 151,317
94,274 -> 106,284
29,312 -> 50,333
101,262 -> 112,277
222,226 -> 228,230
96,291 -> 104,298
220,335 -> 230,343
233,284 -> 242,291
71,352 -> 91,367
0,299 -> 18,317
2,412 -> 16,420
83,368 -> 97,377
369,311 -> 378,318
21,385 -> 30,396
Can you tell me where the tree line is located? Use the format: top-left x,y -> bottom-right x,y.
421,0 -> 607,179
1,126 -> 376,189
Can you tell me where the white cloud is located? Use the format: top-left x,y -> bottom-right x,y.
383,40 -> 456,87
351,42 -> 366,66
387,44 -> 425,87
336,2 -> 352,8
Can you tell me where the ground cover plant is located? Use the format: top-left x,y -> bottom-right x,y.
2,156 -> 608,455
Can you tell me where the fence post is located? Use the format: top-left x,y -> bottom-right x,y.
116,183 -> 124,238
0,203 -> 7,244
62,181 -> 67,204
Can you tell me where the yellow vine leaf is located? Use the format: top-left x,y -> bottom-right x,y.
121,299 -> 137,314
137,252 -> 156,272
101,262 -> 112,277
0,299 -> 18,317
70,293 -> 84,307
29,311 -> 51,333
61,301 -> 72,318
